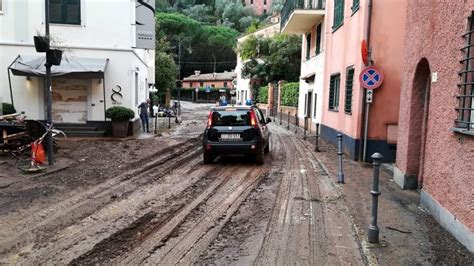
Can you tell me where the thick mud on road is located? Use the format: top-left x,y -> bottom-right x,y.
0,102 -> 365,265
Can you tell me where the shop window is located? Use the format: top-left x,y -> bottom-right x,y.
457,12 -> 474,132
333,0 -> 344,31
189,82 -> 193,88
200,82 -> 204,87
329,73 -> 340,111
224,82 -> 228,88
50,0 -> 81,25
344,66 -> 354,114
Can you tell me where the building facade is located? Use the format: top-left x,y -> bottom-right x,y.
394,1 -> 474,252
182,71 -> 237,90
244,0 -> 273,16
318,0 -> 407,162
235,23 -> 280,105
0,0 -> 155,135
280,0 -> 325,127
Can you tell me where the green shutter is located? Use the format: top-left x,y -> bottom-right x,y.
66,0 -> 81,24
333,0 -> 344,31
316,24 -> 322,55
50,0 -> 63,23
306,33 -> 311,60
344,67 -> 354,114
352,0 -> 360,13
329,74 -> 341,111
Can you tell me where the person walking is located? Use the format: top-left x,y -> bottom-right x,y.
138,99 -> 151,133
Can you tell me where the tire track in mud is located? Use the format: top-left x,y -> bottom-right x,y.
69,165 -> 237,265
143,166 -> 266,265
195,127 -> 287,265
9,151 -> 212,264
255,124 -> 365,265
0,137 -> 202,262
67,163 -> 268,265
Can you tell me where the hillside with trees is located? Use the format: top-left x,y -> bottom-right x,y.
153,0 -> 285,101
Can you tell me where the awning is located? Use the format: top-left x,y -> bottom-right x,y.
10,55 -> 109,79
300,72 -> 315,82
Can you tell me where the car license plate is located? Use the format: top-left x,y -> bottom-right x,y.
220,134 -> 241,141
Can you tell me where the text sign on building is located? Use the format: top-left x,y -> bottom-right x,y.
359,66 -> 384,90
135,0 -> 155,49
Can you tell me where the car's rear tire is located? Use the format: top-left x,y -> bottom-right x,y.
203,153 -> 214,164
264,141 -> 270,154
255,148 -> 264,165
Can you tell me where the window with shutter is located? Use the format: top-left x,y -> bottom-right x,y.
306,32 -> 312,60
345,66 -> 354,114
316,23 -> 322,55
50,0 -> 81,25
333,0 -> 344,31
329,73 -> 341,111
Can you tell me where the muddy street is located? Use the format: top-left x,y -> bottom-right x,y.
0,102 -> 365,265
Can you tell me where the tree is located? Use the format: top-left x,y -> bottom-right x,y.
240,34 -> 301,84
155,52 -> 178,92
156,12 -> 239,77
182,4 -> 213,24
270,0 -> 284,14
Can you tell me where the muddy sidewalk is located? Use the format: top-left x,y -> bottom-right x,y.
282,121 -> 474,265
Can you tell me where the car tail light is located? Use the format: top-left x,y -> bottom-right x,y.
250,110 -> 257,127
207,111 -> 213,128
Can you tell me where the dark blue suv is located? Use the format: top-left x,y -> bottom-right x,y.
202,106 -> 271,164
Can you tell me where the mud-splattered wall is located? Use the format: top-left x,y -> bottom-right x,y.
52,78 -> 88,123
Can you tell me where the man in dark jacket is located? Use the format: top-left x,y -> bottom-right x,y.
138,99 -> 151,133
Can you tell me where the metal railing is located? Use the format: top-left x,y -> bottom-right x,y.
281,0 -> 326,31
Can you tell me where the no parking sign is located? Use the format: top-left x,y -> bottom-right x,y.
359,66 -> 384,90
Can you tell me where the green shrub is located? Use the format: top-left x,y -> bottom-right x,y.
1,103 -> 16,115
257,86 -> 268,104
105,106 -> 135,121
281,82 -> 299,107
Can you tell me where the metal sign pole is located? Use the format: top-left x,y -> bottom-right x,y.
363,90 -> 373,162
363,102 -> 370,162
45,0 -> 54,165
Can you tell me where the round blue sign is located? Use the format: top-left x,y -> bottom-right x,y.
359,66 -> 384,90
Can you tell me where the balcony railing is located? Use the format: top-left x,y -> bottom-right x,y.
281,0 -> 326,31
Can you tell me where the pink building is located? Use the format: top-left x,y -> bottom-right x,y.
394,1 -> 474,252
182,71 -> 236,90
319,0 -> 407,162
244,0 -> 272,16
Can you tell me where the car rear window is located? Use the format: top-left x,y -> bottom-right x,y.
211,110 -> 251,126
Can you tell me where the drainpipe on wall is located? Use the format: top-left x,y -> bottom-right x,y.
360,0 -> 373,162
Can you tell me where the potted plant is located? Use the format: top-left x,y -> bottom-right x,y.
105,106 -> 135,138
46,49 -> 63,66
33,35 -> 50,52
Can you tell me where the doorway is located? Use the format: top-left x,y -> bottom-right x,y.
51,78 -> 88,124
407,58 -> 431,187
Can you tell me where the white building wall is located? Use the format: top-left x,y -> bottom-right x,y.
235,23 -> 280,104
297,18 -> 325,127
0,0 -> 154,122
297,52 -> 324,125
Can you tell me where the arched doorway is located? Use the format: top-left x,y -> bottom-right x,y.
406,58 -> 431,188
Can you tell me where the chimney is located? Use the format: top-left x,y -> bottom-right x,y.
194,70 -> 201,76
